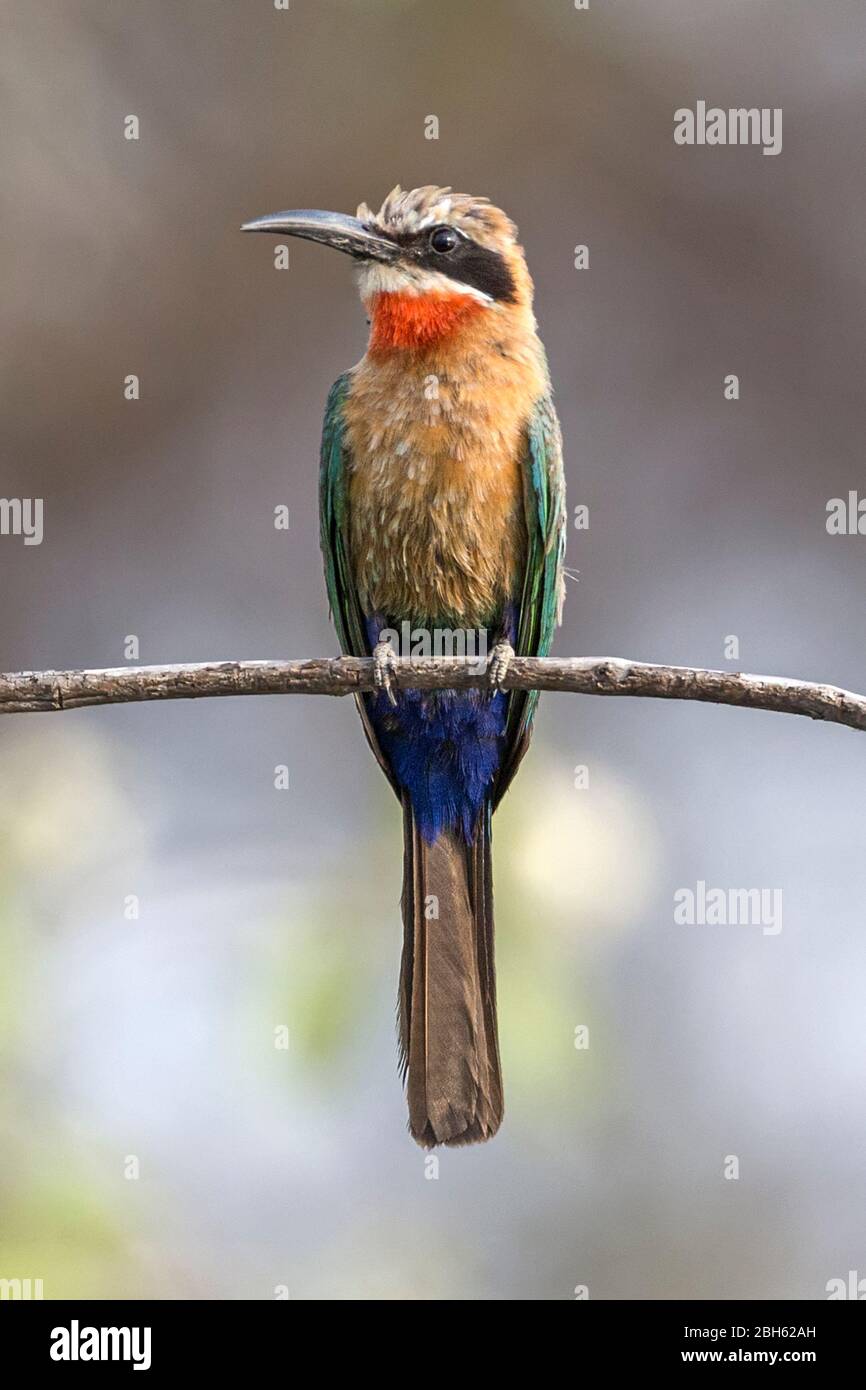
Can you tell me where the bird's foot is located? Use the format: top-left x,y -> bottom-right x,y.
487,640 -> 515,691
372,636 -> 399,707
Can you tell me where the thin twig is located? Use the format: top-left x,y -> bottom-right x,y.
0,656 -> 863,731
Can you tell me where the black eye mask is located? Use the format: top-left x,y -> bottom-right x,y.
382,226 -> 518,303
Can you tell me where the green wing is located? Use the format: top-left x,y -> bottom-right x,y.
494,390 -> 566,804
319,373 -> 369,659
319,372 -> 399,794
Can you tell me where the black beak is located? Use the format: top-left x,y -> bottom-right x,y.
241,208 -> 399,262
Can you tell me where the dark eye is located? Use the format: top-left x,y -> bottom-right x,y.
429,225 -> 459,254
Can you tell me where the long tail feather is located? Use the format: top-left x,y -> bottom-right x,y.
398,794 -> 503,1147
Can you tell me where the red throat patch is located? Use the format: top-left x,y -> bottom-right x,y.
368,290 -> 486,354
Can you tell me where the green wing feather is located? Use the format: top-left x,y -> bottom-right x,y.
319,373 -> 399,794
494,390 -> 566,804
319,373 -> 369,659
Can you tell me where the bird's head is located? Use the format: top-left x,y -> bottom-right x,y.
242,185 -> 535,353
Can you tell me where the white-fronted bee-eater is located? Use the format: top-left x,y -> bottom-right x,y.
243,186 -> 566,1146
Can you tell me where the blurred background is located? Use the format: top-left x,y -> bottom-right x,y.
1,0 -> 865,1300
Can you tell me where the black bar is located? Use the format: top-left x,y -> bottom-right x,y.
1,1298 -> 862,1374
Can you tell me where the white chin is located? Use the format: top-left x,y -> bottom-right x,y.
356,262 -> 493,305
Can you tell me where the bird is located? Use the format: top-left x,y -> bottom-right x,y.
243,186 -> 565,1147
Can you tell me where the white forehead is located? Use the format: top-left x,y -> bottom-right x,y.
390,196 -> 454,233
357,185 -> 517,251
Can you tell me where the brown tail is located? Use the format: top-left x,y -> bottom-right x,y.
398,793 -> 503,1147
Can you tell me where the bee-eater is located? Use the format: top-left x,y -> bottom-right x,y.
243,186 -> 565,1146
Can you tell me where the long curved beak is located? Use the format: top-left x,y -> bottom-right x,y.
241,208 -> 399,262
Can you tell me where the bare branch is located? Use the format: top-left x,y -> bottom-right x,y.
0,656 -> 863,731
